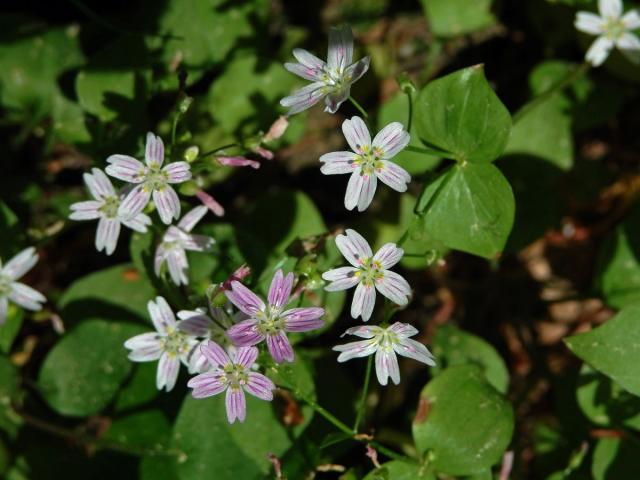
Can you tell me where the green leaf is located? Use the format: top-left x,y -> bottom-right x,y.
592,438 -> 639,480
58,264 -> 155,322
38,319 -> 145,417
576,364 -> 640,430
377,92 -> 440,175
414,163 -> 515,258
76,70 -> 140,122
565,304 -> 640,397
113,363 -> 158,412
363,460 -> 434,480
420,0 -> 497,38
0,307 -> 23,354
415,65 -> 512,163
0,355 -> 21,436
106,409 -> 172,449
596,206 -> 640,309
431,324 -> 509,393
412,364 -> 514,476
0,201 -> 22,257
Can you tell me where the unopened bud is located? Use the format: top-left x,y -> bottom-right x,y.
264,115 -> 289,142
184,145 -> 199,162
397,72 -> 416,95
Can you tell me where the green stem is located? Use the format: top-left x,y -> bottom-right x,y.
197,143 -> 239,160
170,113 -> 180,159
405,89 -> 413,133
513,62 -> 590,124
349,96 -> 369,119
353,355 -> 373,433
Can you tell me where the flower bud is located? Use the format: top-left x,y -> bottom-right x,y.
184,145 -> 199,163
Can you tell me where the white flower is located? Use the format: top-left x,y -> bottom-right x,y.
280,25 -> 370,115
106,132 -> 192,225
320,116 -> 411,212
124,297 -> 200,392
333,322 -> 436,386
322,229 -> 411,322
0,247 -> 46,324
575,0 -> 640,66
69,168 -> 152,255
154,206 -> 215,286
177,302 -> 245,373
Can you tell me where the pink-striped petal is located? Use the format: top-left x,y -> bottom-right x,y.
85,168 -> 115,199
145,132 -> 165,168
284,58 -> 325,81
157,352 -> 180,391
121,213 -> 152,233
125,333 -> 163,361
118,184 -> 151,219
394,337 -> 436,366
388,322 -> 418,338
376,270 -> 411,306
376,160 -> 411,192
344,56 -> 370,84
282,307 -> 325,332
327,25 -> 353,71
293,48 -> 326,70
244,372 -> 275,401
166,247 -> 189,286
227,319 -> 264,347
234,346 -> 258,368
333,339 -> 377,362
342,325 -> 382,339
201,340 -> 231,368
268,270 -> 294,308
280,82 -> 326,115
319,151 -> 358,175
163,161 -> 191,183
153,187 -> 181,225
342,116 -> 371,154
322,266 -> 359,291
225,388 -> 246,423
372,122 -> 410,159
345,170 -> 365,211
226,281 -> 265,316
148,296 -> 176,334
351,282 -> 376,321
177,310 -> 213,336
356,173 -> 377,212
2,247 -> 38,280
188,371 -> 227,398
375,349 -> 400,386
335,229 -> 373,267
69,200 -> 102,221
9,282 -> 45,311
106,155 -> 146,183
266,331 -> 294,363
373,243 -> 404,269
95,217 -> 121,255
324,88 -> 351,114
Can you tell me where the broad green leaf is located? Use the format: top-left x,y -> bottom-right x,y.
565,303 -> 640,396
576,364 -> 640,430
592,438 -> 639,480
114,363 -> 158,412
412,364 -> 514,476
363,460 -> 434,480
208,55 -> 299,136
596,206 -> 640,309
0,306 -> 23,354
106,410 -> 172,449
377,92 -> 440,175
38,319 -> 145,417
420,0 -> 497,38
76,70 -> 140,122
414,163 -> 515,258
431,324 -> 509,393
58,264 -> 155,322
415,66 -> 512,163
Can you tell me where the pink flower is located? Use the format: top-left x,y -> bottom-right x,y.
226,270 -> 325,363
333,323 -> 435,386
217,156 -> 261,169
195,189 -> 225,217
187,341 -> 275,423
322,229 -> 411,322
320,116 -> 411,212
106,132 -> 191,224
264,116 -> 289,142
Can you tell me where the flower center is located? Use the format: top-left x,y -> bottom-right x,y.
161,328 -> 191,357
0,274 -> 12,296
144,166 -> 168,192
352,145 -> 384,175
376,330 -> 399,353
255,305 -> 285,336
604,17 -> 626,40
222,363 -> 249,391
356,258 -> 385,287
99,196 -> 120,219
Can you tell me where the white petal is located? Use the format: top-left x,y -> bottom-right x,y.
280,82 -> 326,115
156,353 -> 180,391
327,25 -> 353,70
373,243 -> 404,269
375,349 -> 400,386
575,12 -> 605,35
342,116 -> 371,154
345,170 -> 365,211
335,228 -> 373,267
9,282 -> 45,311
118,184 -> 151,220
376,270 -> 411,306
375,160 -> 411,192
145,132 -> 165,168
69,201 -> 102,221
125,333 -> 163,361
84,168 -> 116,199
95,217 -> 121,255
148,296 -> 177,334
372,122 -> 410,159
163,162 -> 191,184
121,213 -> 152,233
344,56 -> 370,85
178,205 -> 208,232
106,155 -> 146,183
2,247 -> 38,280
180,234 -> 215,252
153,187 -> 181,225
177,310 -> 213,336
351,282 -> 376,321
333,339 -> 378,362
388,322 -> 418,338
616,32 -> 640,51
585,36 -> 614,66
285,61 -> 325,82
319,151 -> 358,175
342,324 -> 383,339
622,10 -> 640,29
322,266 -> 360,291
356,173 -> 377,212
324,88 -> 351,114
167,248 -> 189,285
599,0 -> 622,19
394,337 -> 436,366
293,48 -> 326,69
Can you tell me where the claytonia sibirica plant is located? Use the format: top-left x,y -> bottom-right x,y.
154,205 -> 215,286
281,25 -> 370,114
333,323 -> 436,386
575,0 -> 640,66
0,247 -> 45,324
69,168 -> 152,255
106,132 -> 192,224
187,341 -> 275,424
323,229 -> 411,322
320,116 -> 411,211
124,297 -> 199,392
226,269 -> 325,363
